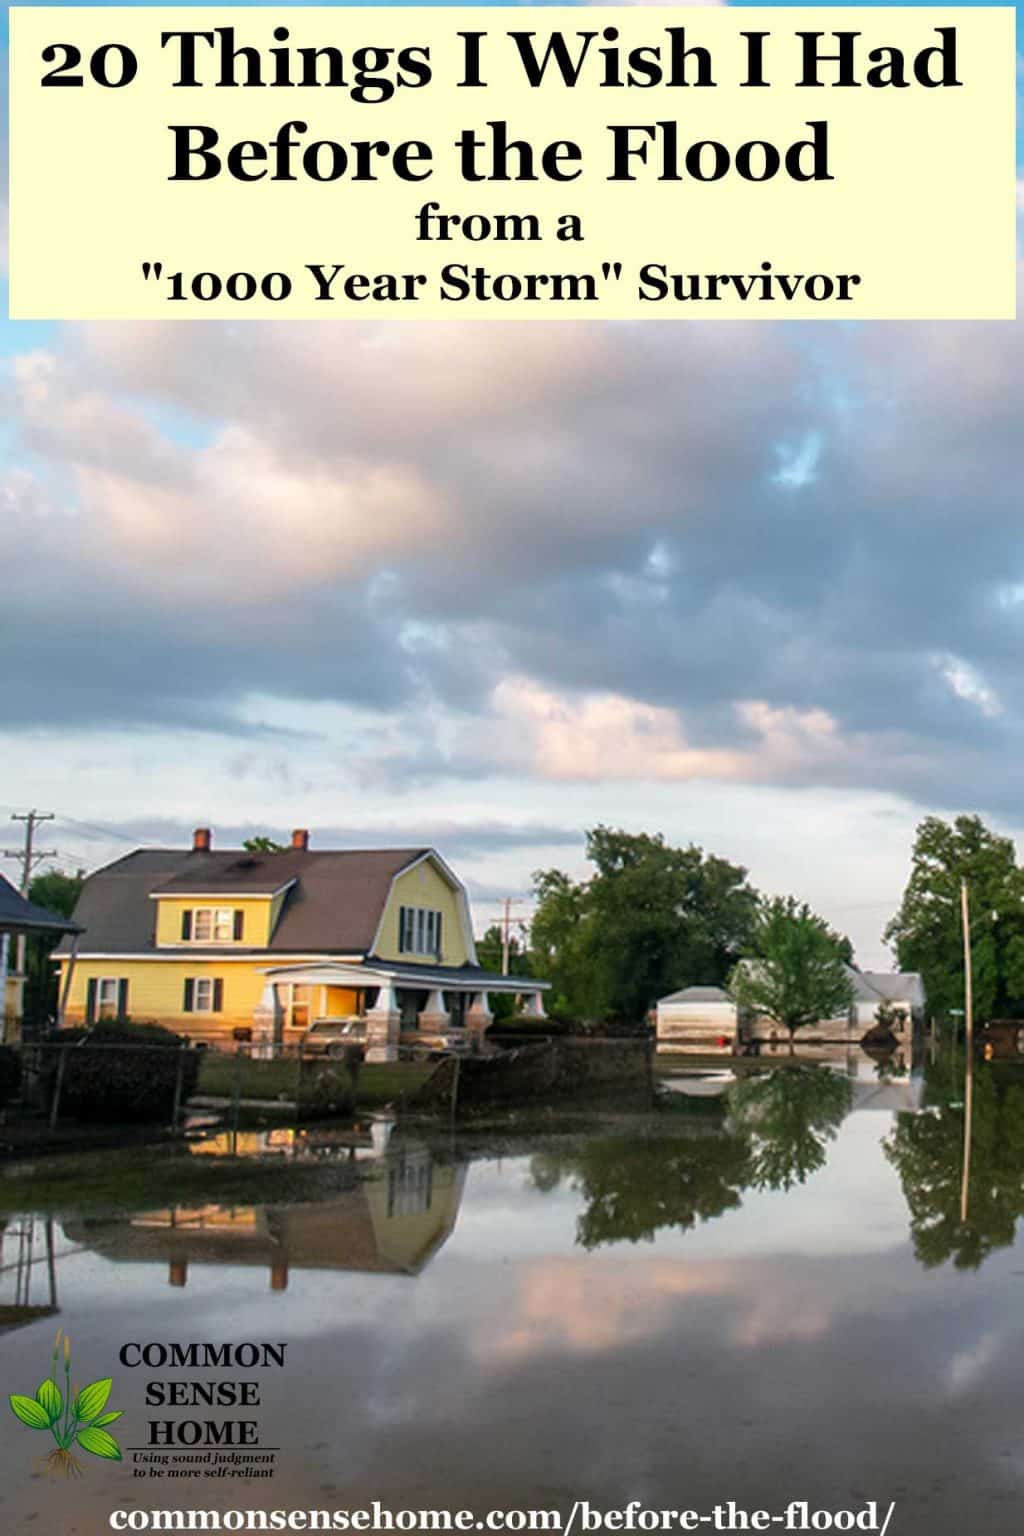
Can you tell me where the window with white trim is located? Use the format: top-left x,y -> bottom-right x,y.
181,907 -> 244,943
398,905 -> 442,957
282,984 -> 313,1030
183,977 -> 224,1013
96,977 -> 120,1019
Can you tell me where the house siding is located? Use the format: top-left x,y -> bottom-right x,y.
375,861 -> 470,967
154,896 -> 277,949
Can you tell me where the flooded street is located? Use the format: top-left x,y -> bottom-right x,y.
1,1051 -> 1022,1534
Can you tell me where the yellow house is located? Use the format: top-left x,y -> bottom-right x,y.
55,827 -> 548,1058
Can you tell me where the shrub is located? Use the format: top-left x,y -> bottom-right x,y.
0,1046 -> 22,1108
38,1020 -> 199,1124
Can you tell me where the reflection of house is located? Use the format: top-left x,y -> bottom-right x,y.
55,828 -> 547,1057
656,987 -> 736,1054
62,1145 -> 466,1290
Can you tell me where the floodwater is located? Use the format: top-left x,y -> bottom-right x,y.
1,1046 -> 1022,1535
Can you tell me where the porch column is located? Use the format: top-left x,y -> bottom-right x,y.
366,980 -> 401,1063
466,989 -> 493,1046
253,982 -> 283,1056
418,987 -> 451,1041
520,990 -> 548,1020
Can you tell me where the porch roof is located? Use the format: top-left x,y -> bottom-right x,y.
0,874 -> 82,937
262,957 -> 549,994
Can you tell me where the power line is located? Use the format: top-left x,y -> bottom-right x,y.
53,814 -> 172,846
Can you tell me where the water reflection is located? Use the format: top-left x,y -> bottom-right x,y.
729,1066 -> 853,1191
530,1065 -> 854,1248
0,1215 -> 60,1333
67,1139 -> 466,1288
884,1053 -> 1024,1270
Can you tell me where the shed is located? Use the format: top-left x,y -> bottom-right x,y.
656,985 -> 738,1053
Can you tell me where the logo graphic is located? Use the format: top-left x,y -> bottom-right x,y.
9,1330 -> 123,1477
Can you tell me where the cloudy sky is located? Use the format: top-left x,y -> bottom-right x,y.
2,0 -> 1022,968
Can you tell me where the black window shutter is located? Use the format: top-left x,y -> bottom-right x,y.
85,978 -> 97,1025
436,914 -> 442,957
181,910 -> 192,941
233,910 -> 244,942
213,979 -> 224,1013
183,978 -> 194,1013
117,979 -> 129,1021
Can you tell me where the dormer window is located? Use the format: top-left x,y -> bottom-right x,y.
181,907 -> 245,943
398,905 -> 442,957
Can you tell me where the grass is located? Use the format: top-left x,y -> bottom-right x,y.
195,1051 -> 435,1107
356,1061 -> 434,1106
197,1052 -> 301,1101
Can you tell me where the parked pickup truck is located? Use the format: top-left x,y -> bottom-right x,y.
303,1018 -> 367,1056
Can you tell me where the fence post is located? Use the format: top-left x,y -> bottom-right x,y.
48,1047 -> 68,1132
231,1048 -> 242,1145
449,1052 -> 461,1126
170,1046 -> 187,1132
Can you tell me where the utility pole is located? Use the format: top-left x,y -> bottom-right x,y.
5,810 -> 57,894
960,878 -> 974,1225
499,897 -> 525,976
2,811 -> 56,1037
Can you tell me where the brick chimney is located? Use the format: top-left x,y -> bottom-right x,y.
291,828 -> 310,851
192,827 -> 212,852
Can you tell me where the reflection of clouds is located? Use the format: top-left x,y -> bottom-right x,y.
472,1255 -> 838,1364
945,1330 -> 1008,1396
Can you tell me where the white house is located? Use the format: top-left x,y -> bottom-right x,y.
741,963 -> 925,1044
848,970 -> 924,1035
656,986 -> 738,1054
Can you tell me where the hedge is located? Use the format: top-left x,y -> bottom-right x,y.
0,1046 -> 21,1109
37,1020 -> 199,1124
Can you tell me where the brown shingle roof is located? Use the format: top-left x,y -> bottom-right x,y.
55,847 -> 428,956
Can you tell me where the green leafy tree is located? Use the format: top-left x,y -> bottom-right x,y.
728,1066 -> 853,1190
475,923 -> 532,1021
22,869 -> 84,1028
242,836 -> 287,853
529,868 -> 599,1018
531,827 -> 758,1022
885,814 -> 1024,1023
728,896 -> 854,1050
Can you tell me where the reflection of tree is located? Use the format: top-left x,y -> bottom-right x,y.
529,1127 -> 753,1250
728,1066 -> 853,1192
529,1066 -> 856,1249
884,1061 -> 1024,1270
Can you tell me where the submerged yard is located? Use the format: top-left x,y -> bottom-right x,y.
1,1045 -> 1020,1535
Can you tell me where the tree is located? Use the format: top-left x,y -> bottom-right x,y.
475,923 -> 532,1021
23,869 -> 84,1027
242,836 -> 287,853
885,814 -> 1024,1024
728,896 -> 854,1050
530,827 -> 758,1022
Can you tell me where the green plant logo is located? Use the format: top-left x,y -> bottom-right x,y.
9,1330 -> 123,1477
